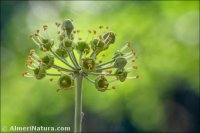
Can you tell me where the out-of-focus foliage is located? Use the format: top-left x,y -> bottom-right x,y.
1,1 -> 199,132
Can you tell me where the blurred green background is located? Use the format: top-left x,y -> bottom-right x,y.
1,1 -> 199,132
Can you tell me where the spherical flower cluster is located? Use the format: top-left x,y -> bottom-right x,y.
22,19 -> 139,92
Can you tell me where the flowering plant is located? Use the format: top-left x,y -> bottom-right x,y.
22,19 -> 139,133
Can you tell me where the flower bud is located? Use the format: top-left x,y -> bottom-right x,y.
81,58 -> 95,72
58,74 -> 73,89
103,31 -> 115,45
115,69 -> 128,82
33,66 -> 46,80
112,50 -> 124,59
41,54 -> 54,69
40,38 -> 54,51
60,38 -> 74,51
76,41 -> 90,54
55,47 -> 68,58
61,19 -> 74,37
95,76 -> 109,92
91,38 -> 105,52
113,57 -> 127,69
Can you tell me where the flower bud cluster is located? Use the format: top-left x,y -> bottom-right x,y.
22,19 -> 139,92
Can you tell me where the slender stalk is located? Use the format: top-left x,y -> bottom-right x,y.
46,73 -> 61,76
95,59 -> 115,68
52,65 -> 75,72
83,74 -> 95,84
50,49 -> 76,70
71,51 -> 81,68
95,65 -> 114,71
74,75 -> 83,133
89,72 -> 115,76
67,51 -> 80,69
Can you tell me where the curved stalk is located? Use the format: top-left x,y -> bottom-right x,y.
95,59 -> 115,68
67,51 -> 80,69
95,65 -> 114,71
74,75 -> 83,133
52,65 -> 75,72
50,49 -> 76,70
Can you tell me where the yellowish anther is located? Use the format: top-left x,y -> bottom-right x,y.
73,30 -> 76,34
88,64 -> 93,69
27,60 -> 33,64
34,33 -> 39,36
57,31 -> 60,34
55,22 -> 60,27
36,29 -> 40,33
102,54 -> 105,57
43,25 -> 48,30
21,71 -> 28,77
136,75 -> 139,79
132,66 -> 138,69
29,49 -> 35,56
77,30 -> 80,33
106,70 -> 112,74
29,34 -> 33,39
49,78 -> 54,82
78,38 -> 82,40
132,59 -> 135,62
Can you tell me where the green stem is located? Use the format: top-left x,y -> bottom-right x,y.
50,49 -> 76,70
95,59 -> 115,68
74,75 -> 83,133
95,65 -> 114,71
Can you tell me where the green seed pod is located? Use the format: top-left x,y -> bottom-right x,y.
95,76 -> 109,92
91,38 -> 105,51
60,38 -> 73,51
103,31 -> 115,45
76,41 -> 90,54
55,47 -> 68,58
41,54 -> 54,69
33,67 -> 46,80
40,39 -> 54,51
114,57 -> 127,69
81,58 -> 95,72
61,19 -> 74,37
58,74 -> 73,89
115,69 -> 128,82
41,38 -> 49,44
112,50 -> 124,59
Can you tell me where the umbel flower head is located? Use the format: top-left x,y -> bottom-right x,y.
22,19 -> 139,92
